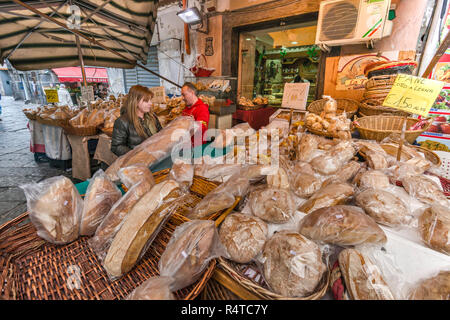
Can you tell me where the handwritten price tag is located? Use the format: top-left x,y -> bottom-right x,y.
382,74 -> 444,117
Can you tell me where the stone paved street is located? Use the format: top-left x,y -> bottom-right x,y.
0,96 -> 72,225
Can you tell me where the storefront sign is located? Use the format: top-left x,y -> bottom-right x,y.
149,86 -> 166,104
81,85 -> 94,103
281,83 -> 310,110
382,74 -> 445,117
44,88 -> 59,103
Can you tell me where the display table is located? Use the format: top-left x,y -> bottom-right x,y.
66,134 -> 99,181
28,120 -> 71,160
232,107 -> 277,130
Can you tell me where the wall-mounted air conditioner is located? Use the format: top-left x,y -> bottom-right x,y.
315,0 -> 393,49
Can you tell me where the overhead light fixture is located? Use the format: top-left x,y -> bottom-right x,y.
291,41 -> 298,45
177,7 -> 203,25
246,38 -> 252,41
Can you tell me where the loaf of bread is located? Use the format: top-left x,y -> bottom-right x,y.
322,161 -> 362,187
21,176 -> 83,244
418,204 -> 450,255
299,205 -> 387,246
355,188 -> 409,227
117,164 -> 155,189
219,213 -> 268,263
338,248 -> 395,300
267,167 -> 290,189
89,180 -> 153,262
366,151 -> 388,170
106,116 -> 196,181
358,170 -> 390,190
159,220 -> 219,291
297,134 -> 319,162
298,182 -> 354,214
104,180 -> 181,279
409,271 -> 450,300
292,173 -> 322,198
126,276 -> 175,300
402,175 -> 449,206
80,170 -> 122,236
188,173 -> 249,219
292,161 -> 315,176
262,231 -> 327,297
194,163 -> 242,183
169,160 -> 194,190
249,186 -> 296,223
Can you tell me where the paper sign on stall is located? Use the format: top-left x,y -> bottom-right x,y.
382,74 -> 445,117
81,86 -> 95,103
149,86 -> 166,104
281,83 -> 310,110
44,89 -> 59,103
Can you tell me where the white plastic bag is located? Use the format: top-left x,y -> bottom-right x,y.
20,176 -> 83,245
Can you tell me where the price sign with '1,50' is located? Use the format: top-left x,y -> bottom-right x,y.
382,74 -> 444,117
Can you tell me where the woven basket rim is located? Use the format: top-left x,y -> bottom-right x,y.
217,257 -> 330,300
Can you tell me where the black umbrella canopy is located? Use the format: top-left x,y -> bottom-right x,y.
0,0 -> 159,71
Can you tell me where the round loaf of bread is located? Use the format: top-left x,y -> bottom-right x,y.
358,170 -> 390,190
249,186 -> 296,223
292,173 -> 321,198
418,204 -> 450,255
219,213 -> 268,263
355,188 -> 409,227
262,231 -> 327,297
402,175 -> 449,206
267,167 -> 290,189
299,205 -> 387,246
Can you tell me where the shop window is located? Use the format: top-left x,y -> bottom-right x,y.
238,22 -> 320,107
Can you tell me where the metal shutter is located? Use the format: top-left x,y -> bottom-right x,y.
123,45 -> 161,90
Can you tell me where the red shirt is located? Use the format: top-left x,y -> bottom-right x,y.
182,98 -> 210,145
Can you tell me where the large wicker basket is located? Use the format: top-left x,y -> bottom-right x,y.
359,99 -> 411,117
237,104 -> 265,111
353,115 -> 431,144
0,169 -> 239,300
307,98 -> 359,119
63,125 -> 99,136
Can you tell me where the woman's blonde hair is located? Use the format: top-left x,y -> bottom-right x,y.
123,85 -> 154,138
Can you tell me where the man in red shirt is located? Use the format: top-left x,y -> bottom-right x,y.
181,82 -> 210,146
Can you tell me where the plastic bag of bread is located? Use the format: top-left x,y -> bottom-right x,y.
358,170 -> 390,190
194,163 -> 242,183
168,159 -> 194,191
355,188 -> 411,227
401,175 -> 448,206
291,173 -> 322,198
297,133 -> 320,162
103,180 -> 184,280
261,231 -> 327,297
89,179 -> 154,263
299,205 -> 387,246
188,169 -> 251,220
86,108 -> 107,127
126,276 -> 175,300
309,140 -> 356,176
418,204 -> 450,255
298,182 -> 354,214
267,166 -> 290,190
365,151 -> 388,170
106,116 -> 198,182
338,248 -> 395,300
249,186 -> 296,224
323,95 -> 337,113
117,164 -> 155,190
387,162 -> 425,182
69,108 -> 89,127
322,161 -> 362,187
80,169 -> 122,236
292,160 -> 315,175
20,176 -> 83,245
159,220 -> 226,291
408,271 -> 450,300
219,212 -> 268,263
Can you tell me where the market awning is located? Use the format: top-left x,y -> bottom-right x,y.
0,0 -> 158,71
52,66 -> 109,83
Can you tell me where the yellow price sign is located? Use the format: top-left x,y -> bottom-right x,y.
44,89 -> 59,103
382,74 -> 444,117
